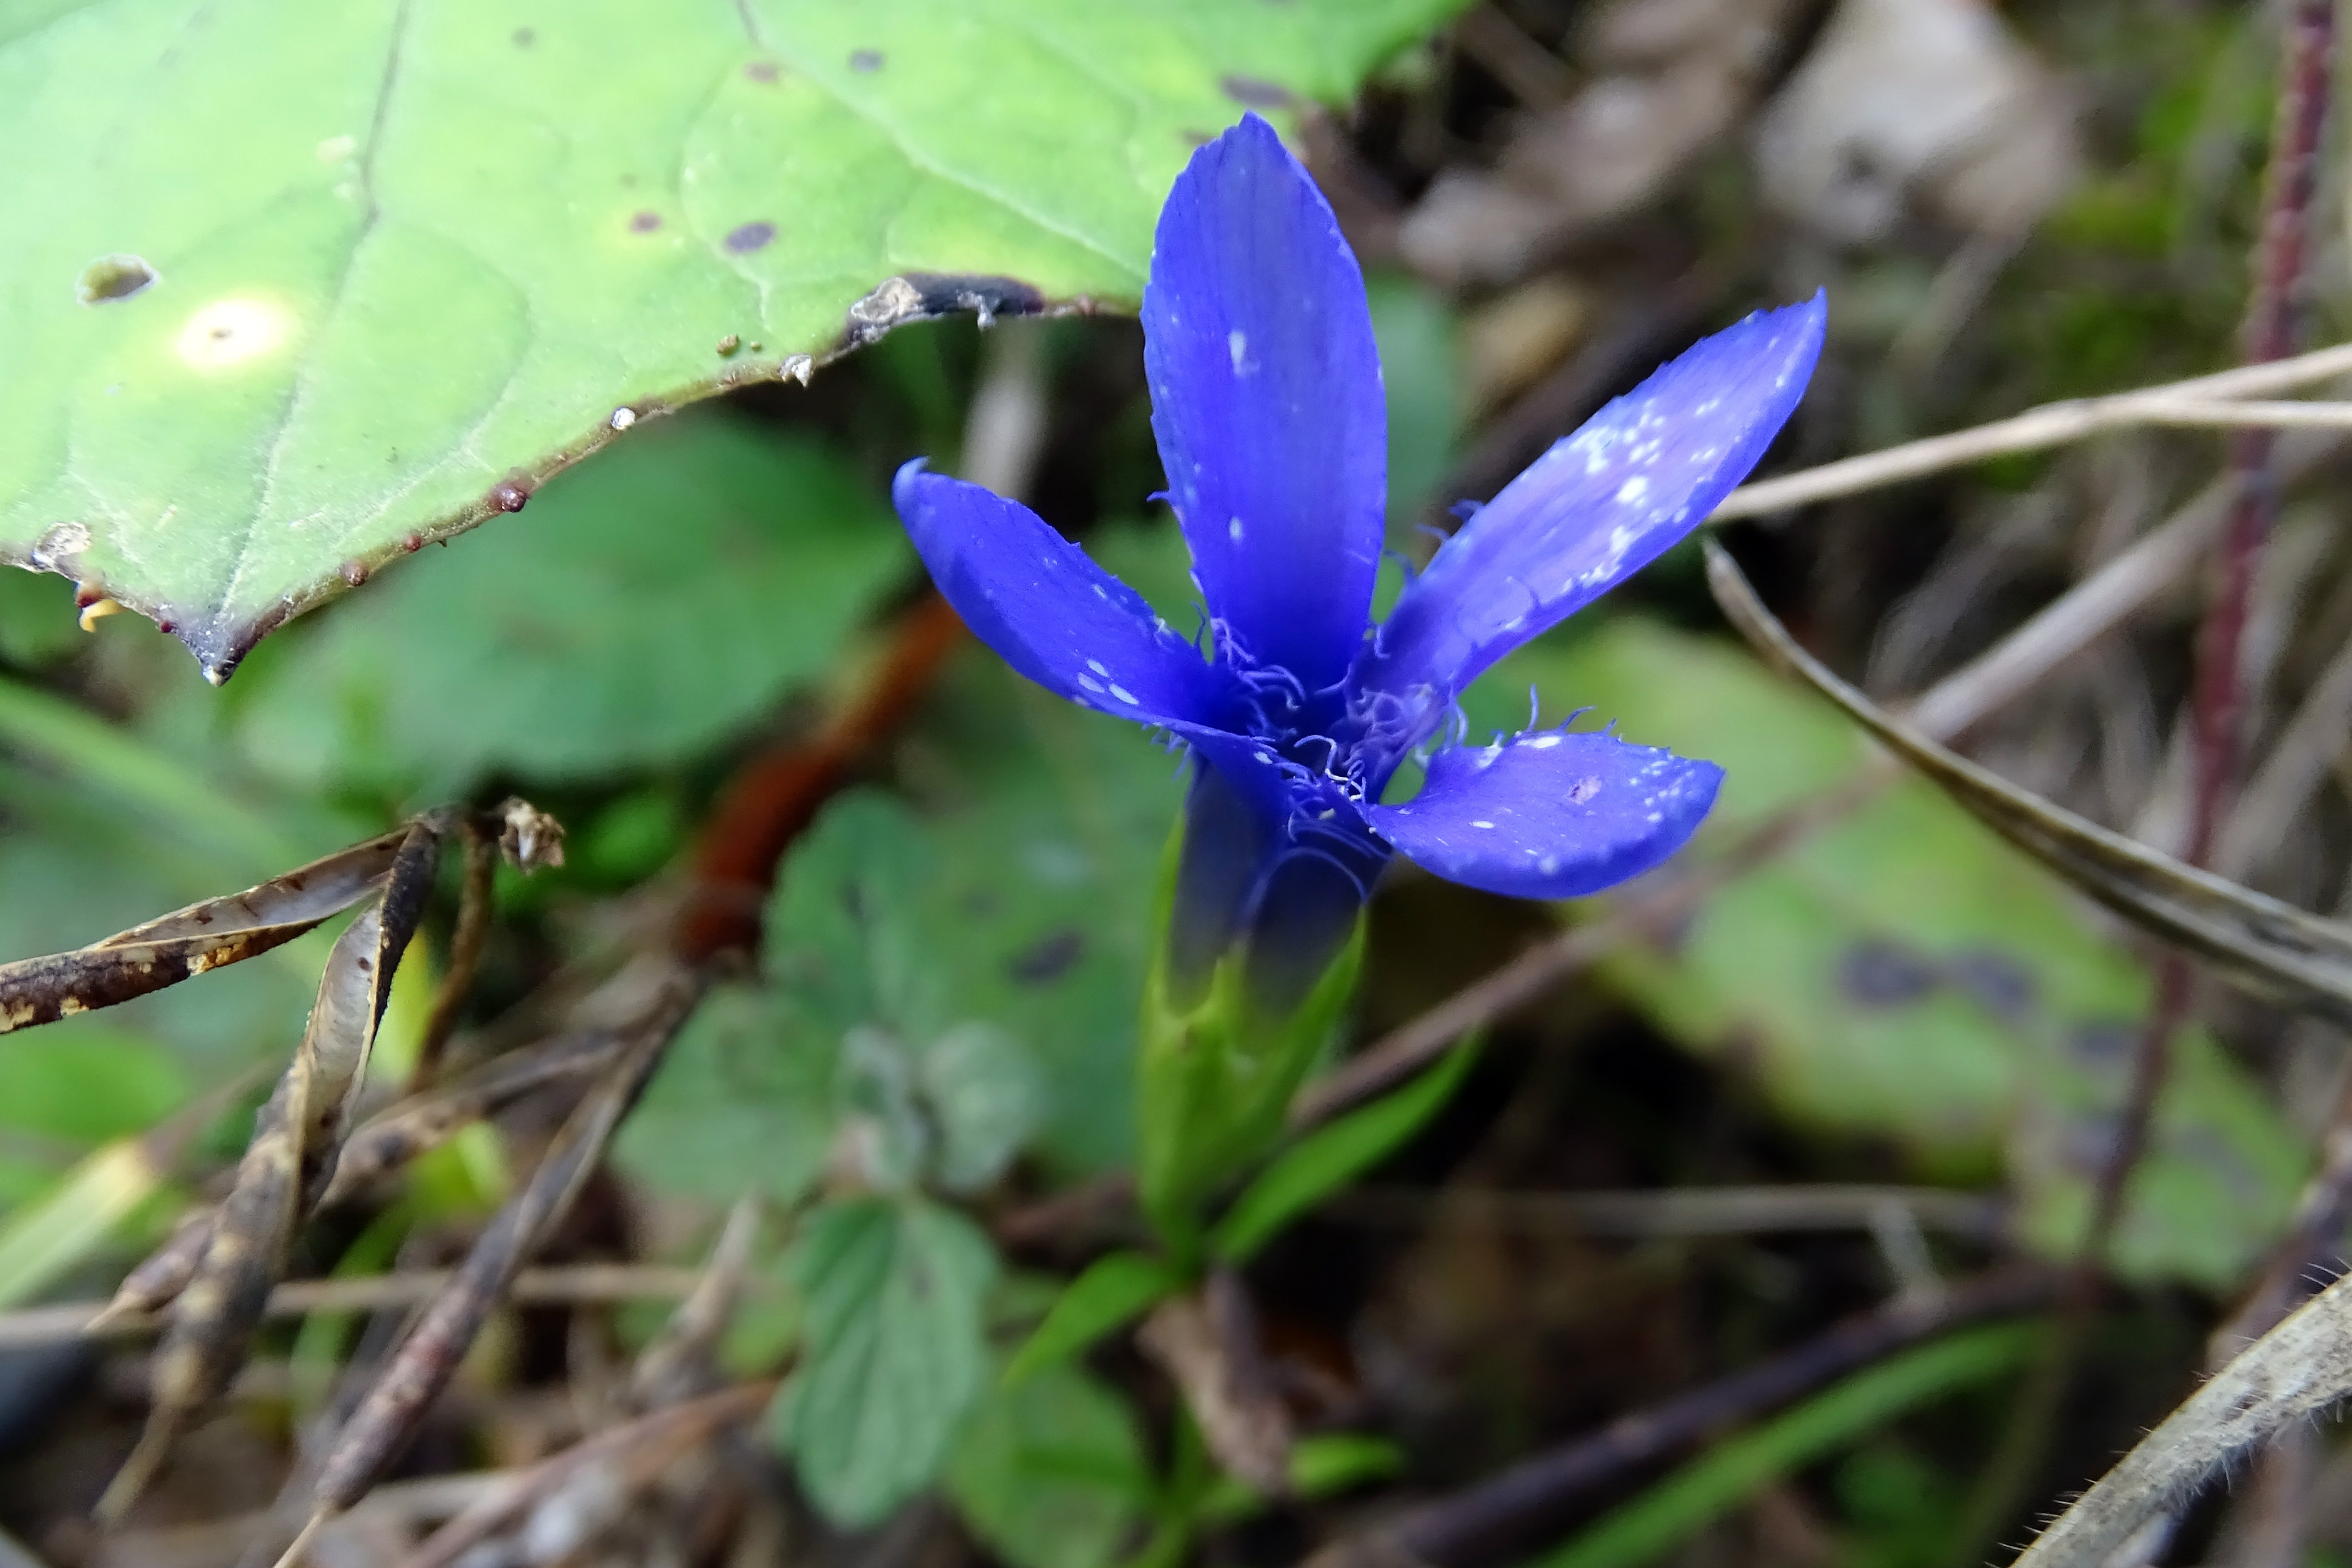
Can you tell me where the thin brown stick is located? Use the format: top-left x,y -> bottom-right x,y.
0,1264 -> 711,1350
1963,9 -> 2336,1561
1709,341 -> 2352,524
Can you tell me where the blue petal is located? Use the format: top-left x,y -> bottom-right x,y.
1368,727 -> 1722,899
1362,294 -> 1826,708
894,462 -> 1238,727
1143,112 -> 1386,693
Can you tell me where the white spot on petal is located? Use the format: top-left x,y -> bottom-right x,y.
1228,516 -> 1244,543
1110,683 -> 1138,704
1228,329 -> 1253,376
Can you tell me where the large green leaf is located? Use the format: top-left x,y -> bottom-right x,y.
1487,618 -> 2305,1290
1,0 -> 1466,679
775,1194 -> 999,1528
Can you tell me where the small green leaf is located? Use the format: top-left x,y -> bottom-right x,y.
1,0 -> 1471,675
923,1022 -> 1046,1195
776,1194 -> 999,1528
614,985 -> 838,1209
1524,1325 -> 2038,1568
949,1360 -> 1150,1568
1003,1252 -> 1183,1387
231,413 -> 907,794
769,792 -> 946,1035
1211,1037 -> 1477,1265
1289,1432 -> 1406,1497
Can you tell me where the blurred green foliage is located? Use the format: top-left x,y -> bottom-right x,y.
1490,619 -> 2303,1289
229,412 -> 909,800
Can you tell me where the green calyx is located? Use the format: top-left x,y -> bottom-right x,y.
1134,822 -> 1368,1250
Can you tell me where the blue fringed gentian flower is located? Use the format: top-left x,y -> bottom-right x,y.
895,115 -> 1823,1232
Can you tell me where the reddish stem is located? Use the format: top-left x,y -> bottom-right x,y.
2186,0 -> 2336,865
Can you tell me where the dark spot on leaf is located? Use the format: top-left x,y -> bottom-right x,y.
849,49 -> 884,72
724,221 -> 776,254
339,561 -> 369,587
2068,1019 -> 2139,1067
511,26 -> 534,46
1219,74 -> 1295,110
629,211 -> 662,233
490,479 -> 531,513
840,272 -> 1049,349
1837,938 -> 1938,1007
78,254 -> 156,304
402,533 -> 424,553
155,618 -> 174,635
1948,948 -> 2037,1021
1009,930 -> 1084,986
744,59 -> 779,82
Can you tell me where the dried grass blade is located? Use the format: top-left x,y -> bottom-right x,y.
98,1070 -> 308,1524
304,960 -> 706,1526
2009,1270 -> 2352,1568
386,1380 -> 773,1568
0,830 -> 406,1034
1703,541 -> 2352,1027
626,1195 -> 760,1413
87,1207 -> 215,1332
98,827 -> 442,1524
